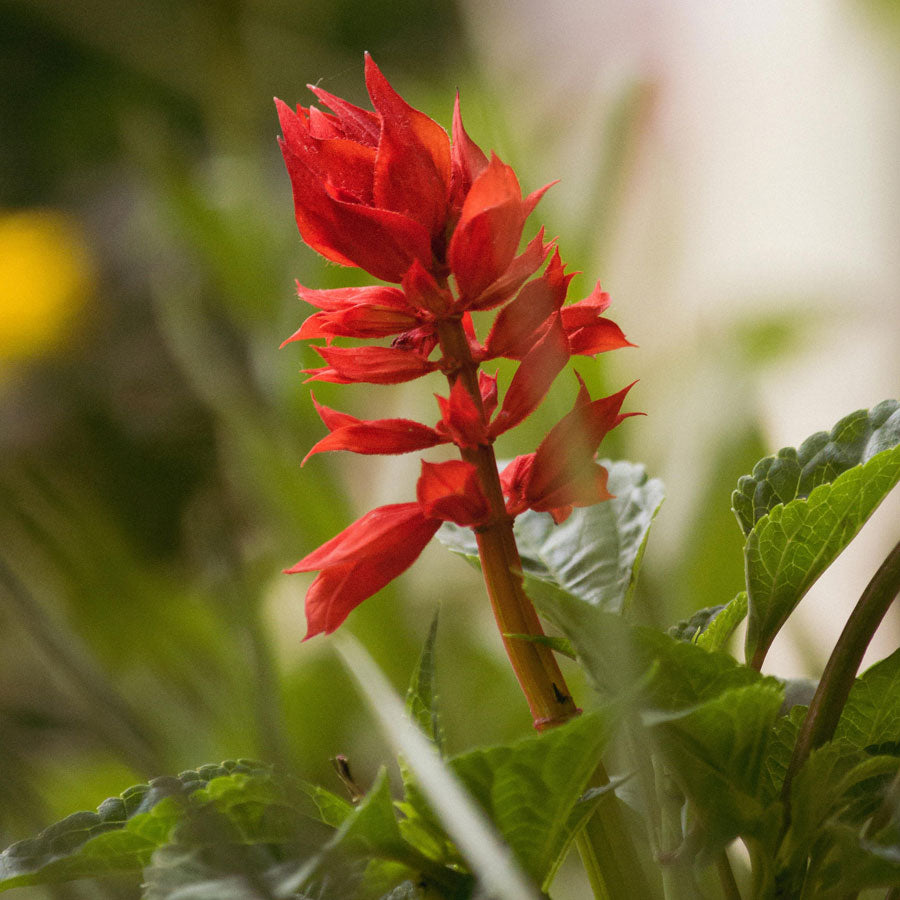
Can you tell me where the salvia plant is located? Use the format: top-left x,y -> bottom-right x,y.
1,56 -> 898,900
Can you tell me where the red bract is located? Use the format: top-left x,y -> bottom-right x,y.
286,503 -> 441,638
416,459 -> 491,527
302,395 -> 444,463
304,345 -> 438,384
502,378 -> 637,522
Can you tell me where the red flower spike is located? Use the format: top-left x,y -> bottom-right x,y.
435,377 -> 489,448
465,229 -> 554,313
287,502 -> 441,638
450,93 -> 489,214
304,345 -> 438,384
485,249 -> 573,359
305,85 -> 381,146
416,460 -> 491,527
489,315 -> 570,438
303,395 -> 444,464
448,154 -> 550,303
402,259 -> 453,316
364,54 -> 452,238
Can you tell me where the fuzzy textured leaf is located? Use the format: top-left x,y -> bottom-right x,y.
0,760 -> 291,892
439,459 -> 664,615
732,400 -> 900,535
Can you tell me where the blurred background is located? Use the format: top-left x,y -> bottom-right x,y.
1,0 -> 897,896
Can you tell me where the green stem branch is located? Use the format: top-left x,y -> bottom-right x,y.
781,538 -> 900,802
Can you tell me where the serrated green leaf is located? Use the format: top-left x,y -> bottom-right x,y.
0,760 -> 279,892
695,592 -> 748,652
432,711 -> 614,890
804,822 -> 900,898
438,459 -> 664,615
406,611 -> 443,755
835,648 -> 900,751
733,400 -> 900,535
646,683 -> 785,855
743,440 -> 900,666
667,605 -> 727,643
760,705 -> 806,804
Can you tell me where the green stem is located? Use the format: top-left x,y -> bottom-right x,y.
575,830 -> 613,900
716,850 -> 743,900
434,317 -> 578,730
781,539 -> 900,802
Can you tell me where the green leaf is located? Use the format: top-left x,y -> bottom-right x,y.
742,435 -> 900,666
438,459 -> 664,614
0,760 -> 284,892
406,610 -> 443,755
667,604 -> 727,643
407,712 -> 614,891
835,648 -> 900,751
732,400 -> 900,535
646,683 -> 785,855
695,592 -> 748,652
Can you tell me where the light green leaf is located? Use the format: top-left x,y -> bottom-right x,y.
695,592 -> 748,652
438,459 -> 664,614
743,439 -> 900,666
732,400 -> 899,535
835,648 -> 900,751
646,683 -> 785,855
667,604 -> 728,643
0,760 -> 284,892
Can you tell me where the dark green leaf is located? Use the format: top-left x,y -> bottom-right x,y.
646,683 -> 785,855
406,711 -> 614,891
835,648 -> 900,751
438,459 -> 664,614
742,437 -> 900,665
732,400 -> 900,535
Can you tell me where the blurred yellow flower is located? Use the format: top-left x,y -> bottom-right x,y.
0,209 -> 95,362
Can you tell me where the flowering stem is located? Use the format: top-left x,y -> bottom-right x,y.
435,317 -> 579,730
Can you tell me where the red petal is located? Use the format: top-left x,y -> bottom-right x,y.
499,453 -> 535,518
479,370 -> 499,421
450,93 -> 489,212
280,141 -> 432,282
466,229 -> 554,313
295,282 -> 407,312
304,345 -> 438,385
303,399 -> 444,464
292,503 -> 440,638
448,154 -> 531,302
416,459 -> 490,526
365,55 -> 451,236
435,377 -> 488,448
484,249 -> 572,359
287,502 -> 436,572
489,315 -> 570,437
402,259 -> 453,315
531,463 -> 613,520
564,319 -> 634,357
527,381 -> 637,502
306,85 -> 381,146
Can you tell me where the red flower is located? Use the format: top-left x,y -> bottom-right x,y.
277,54 -> 450,282
286,503 -> 441,638
502,377 -> 638,522
560,282 -> 635,356
416,459 -> 491,527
